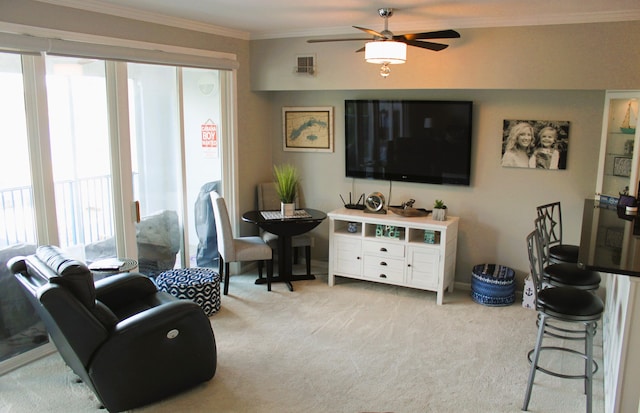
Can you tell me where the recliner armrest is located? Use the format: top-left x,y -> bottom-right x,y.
94,272 -> 158,308
112,299 -> 205,336
89,299 -> 217,413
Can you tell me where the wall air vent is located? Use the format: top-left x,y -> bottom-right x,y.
295,54 -> 316,75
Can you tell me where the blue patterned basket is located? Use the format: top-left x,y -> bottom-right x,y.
471,264 -> 515,307
156,268 -> 221,316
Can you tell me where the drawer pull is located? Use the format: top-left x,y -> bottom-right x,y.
379,274 -> 387,278
380,247 -> 387,252
379,261 -> 387,266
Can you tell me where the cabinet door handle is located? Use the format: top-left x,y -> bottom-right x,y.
357,256 -> 361,260
380,247 -> 387,252
379,261 -> 387,266
407,264 -> 411,267
379,274 -> 387,278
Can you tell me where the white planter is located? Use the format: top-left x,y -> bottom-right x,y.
281,202 -> 295,217
432,208 -> 447,221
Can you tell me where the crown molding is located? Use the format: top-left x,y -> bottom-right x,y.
0,22 -> 238,61
35,0 -> 251,40
253,10 -> 640,40
35,0 -> 640,41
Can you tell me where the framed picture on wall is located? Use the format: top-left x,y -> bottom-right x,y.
613,156 -> 632,177
282,106 -> 333,152
500,120 -> 570,170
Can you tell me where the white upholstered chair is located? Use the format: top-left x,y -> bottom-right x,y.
257,182 -> 313,276
210,192 -> 273,295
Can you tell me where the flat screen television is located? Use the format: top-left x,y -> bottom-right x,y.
345,99 -> 473,186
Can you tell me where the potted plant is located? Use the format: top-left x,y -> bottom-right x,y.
273,164 -> 298,217
432,199 -> 447,221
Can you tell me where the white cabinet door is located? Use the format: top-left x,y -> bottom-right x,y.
406,247 -> 440,290
333,236 -> 362,277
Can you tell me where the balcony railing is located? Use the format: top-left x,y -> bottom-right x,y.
0,186 -> 35,247
0,175 -> 115,249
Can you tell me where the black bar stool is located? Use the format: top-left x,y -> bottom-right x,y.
522,230 -> 604,413
537,201 -> 580,264
534,216 -> 601,291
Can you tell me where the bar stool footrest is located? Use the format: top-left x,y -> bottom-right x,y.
527,346 -> 598,379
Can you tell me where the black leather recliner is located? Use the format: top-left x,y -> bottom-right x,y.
7,245 -> 216,412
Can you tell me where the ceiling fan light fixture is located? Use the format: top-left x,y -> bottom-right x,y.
365,41 -> 407,64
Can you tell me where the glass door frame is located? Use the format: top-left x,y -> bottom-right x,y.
106,61 -> 138,259
0,54 -> 58,376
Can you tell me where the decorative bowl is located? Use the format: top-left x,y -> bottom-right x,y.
388,206 -> 429,217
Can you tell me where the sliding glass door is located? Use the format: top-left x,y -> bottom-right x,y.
126,64 -> 226,275
181,67 -> 224,268
0,52 -> 232,374
126,63 -> 185,276
45,56 -> 117,262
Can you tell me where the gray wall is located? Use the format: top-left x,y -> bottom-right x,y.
251,21 -> 640,91
266,89 -> 603,288
2,2 -> 639,287
251,21 -> 640,287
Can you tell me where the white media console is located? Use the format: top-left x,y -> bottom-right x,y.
327,208 -> 459,305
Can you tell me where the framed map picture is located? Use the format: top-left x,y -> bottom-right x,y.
283,106 -> 333,152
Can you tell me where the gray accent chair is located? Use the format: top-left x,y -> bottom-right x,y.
210,192 -> 273,295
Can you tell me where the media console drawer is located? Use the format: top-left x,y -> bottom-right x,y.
362,240 -> 405,258
363,255 -> 404,282
327,208 -> 459,305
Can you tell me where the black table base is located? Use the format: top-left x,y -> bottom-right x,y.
242,209 -> 326,292
254,274 -> 315,291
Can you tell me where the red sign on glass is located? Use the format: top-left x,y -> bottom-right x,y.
201,121 -> 217,149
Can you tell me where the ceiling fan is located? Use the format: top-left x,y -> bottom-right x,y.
307,8 -> 460,53
307,8 -> 459,77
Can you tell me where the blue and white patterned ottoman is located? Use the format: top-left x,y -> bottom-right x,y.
471,264 -> 516,307
156,268 -> 221,316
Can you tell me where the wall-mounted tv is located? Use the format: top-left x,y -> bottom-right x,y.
345,99 -> 473,186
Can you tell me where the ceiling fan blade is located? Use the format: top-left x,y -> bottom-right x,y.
398,30 -> 461,41
353,26 -> 385,38
402,39 -> 449,52
307,38 -> 371,43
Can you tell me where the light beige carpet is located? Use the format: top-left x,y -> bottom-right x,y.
0,266 -> 604,413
